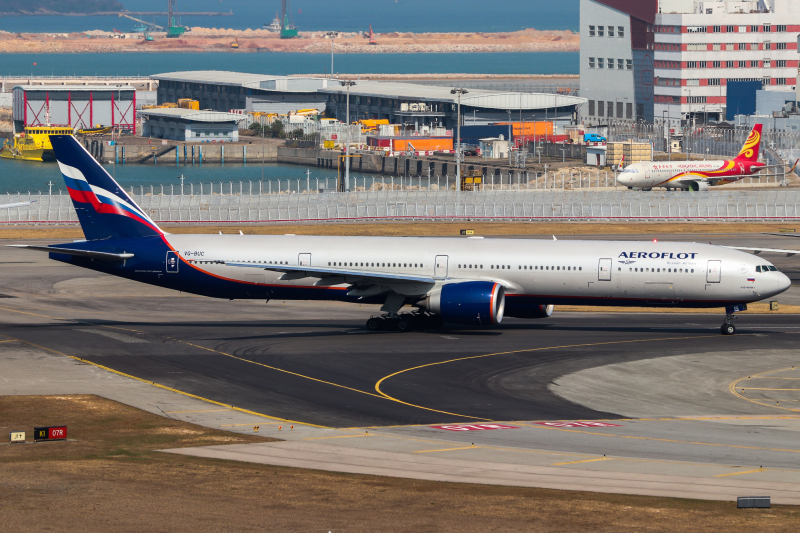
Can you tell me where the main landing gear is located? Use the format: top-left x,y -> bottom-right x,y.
366,312 -> 444,332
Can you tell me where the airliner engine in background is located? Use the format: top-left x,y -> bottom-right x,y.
617,124 -> 797,191
9,136 -> 792,336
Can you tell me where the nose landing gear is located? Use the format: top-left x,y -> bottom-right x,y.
720,304 -> 746,335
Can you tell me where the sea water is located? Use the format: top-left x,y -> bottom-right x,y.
0,0 -> 579,34
1,52 -> 579,77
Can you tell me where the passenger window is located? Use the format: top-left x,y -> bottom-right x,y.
501,265 -> 505,269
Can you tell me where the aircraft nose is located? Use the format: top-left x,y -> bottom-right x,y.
778,272 -> 792,294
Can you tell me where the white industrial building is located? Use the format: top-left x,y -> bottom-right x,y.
139,108 -> 246,142
580,0 -> 800,127
150,71 -> 587,131
11,85 -> 136,134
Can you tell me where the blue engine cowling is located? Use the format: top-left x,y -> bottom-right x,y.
422,281 -> 505,326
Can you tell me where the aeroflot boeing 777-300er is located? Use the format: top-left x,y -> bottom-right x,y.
617,124 -> 797,191
9,136 -> 792,335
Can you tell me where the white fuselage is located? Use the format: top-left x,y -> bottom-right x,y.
617,160 -> 748,190
154,234 -> 790,309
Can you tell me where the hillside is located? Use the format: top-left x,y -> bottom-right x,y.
0,0 -> 123,14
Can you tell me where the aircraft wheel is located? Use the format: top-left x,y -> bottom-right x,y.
720,323 -> 736,335
366,317 -> 381,332
397,317 -> 411,332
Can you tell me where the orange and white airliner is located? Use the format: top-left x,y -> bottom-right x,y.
617,124 -> 798,191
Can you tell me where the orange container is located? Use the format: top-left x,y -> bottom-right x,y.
391,137 -> 453,152
494,121 -> 553,137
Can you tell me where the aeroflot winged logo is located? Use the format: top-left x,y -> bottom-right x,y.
619,252 -> 699,260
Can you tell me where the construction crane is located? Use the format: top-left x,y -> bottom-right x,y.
166,0 -> 187,38
368,24 -> 377,45
279,0 -> 298,39
118,12 -> 164,31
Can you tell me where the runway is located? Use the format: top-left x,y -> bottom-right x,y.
2,233 -> 800,502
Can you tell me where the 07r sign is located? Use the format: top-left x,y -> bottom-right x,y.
431,424 -> 518,431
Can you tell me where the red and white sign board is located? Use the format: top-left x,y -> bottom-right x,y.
534,421 -> 621,428
431,424 -> 518,432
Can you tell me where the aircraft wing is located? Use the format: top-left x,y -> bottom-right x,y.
725,246 -> 799,257
0,201 -> 35,210
7,244 -> 134,261
225,262 -> 437,297
763,233 -> 800,238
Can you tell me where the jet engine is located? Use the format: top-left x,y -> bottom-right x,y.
688,180 -> 709,192
504,303 -> 554,319
419,281 -> 505,325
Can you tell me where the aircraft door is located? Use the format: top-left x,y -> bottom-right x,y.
298,253 -> 311,266
166,251 -> 179,273
598,258 -> 612,281
707,260 -> 721,283
434,255 -> 449,278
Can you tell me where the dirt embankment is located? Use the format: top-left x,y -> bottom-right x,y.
0,27 -> 579,54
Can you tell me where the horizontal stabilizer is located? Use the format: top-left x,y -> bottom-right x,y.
0,201 -> 36,210
7,245 -> 134,261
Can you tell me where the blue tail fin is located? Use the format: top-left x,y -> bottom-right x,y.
50,135 -> 163,241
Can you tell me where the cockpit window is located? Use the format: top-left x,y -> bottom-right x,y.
767,266 -> 778,272
755,266 -> 761,273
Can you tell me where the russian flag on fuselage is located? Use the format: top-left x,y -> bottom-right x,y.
50,135 -> 163,241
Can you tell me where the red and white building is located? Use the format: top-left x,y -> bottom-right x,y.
652,0 -> 800,125
12,85 -> 137,134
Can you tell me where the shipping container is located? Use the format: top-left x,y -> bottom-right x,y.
456,125 -> 508,146
493,121 -> 553,137
366,136 -> 392,148
391,137 -> 453,152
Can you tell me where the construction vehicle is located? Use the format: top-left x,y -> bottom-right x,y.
231,38 -> 239,49
460,169 -> 482,191
143,31 -> 154,41
142,102 -> 179,110
279,0 -> 298,39
356,118 -> 389,133
178,99 -> 200,110
367,24 -> 377,45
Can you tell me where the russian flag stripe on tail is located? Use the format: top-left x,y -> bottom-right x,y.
50,135 -> 163,241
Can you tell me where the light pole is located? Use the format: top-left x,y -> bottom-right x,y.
326,32 -> 337,78
662,109 -> 670,156
341,80 -> 356,192
451,88 -> 468,184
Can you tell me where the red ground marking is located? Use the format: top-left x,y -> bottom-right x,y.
430,424 -> 519,431
533,421 -> 622,428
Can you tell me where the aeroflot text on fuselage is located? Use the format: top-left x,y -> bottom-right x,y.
619,252 -> 699,259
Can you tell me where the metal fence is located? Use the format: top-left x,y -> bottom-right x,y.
3,189 -> 799,225
607,121 -> 800,163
